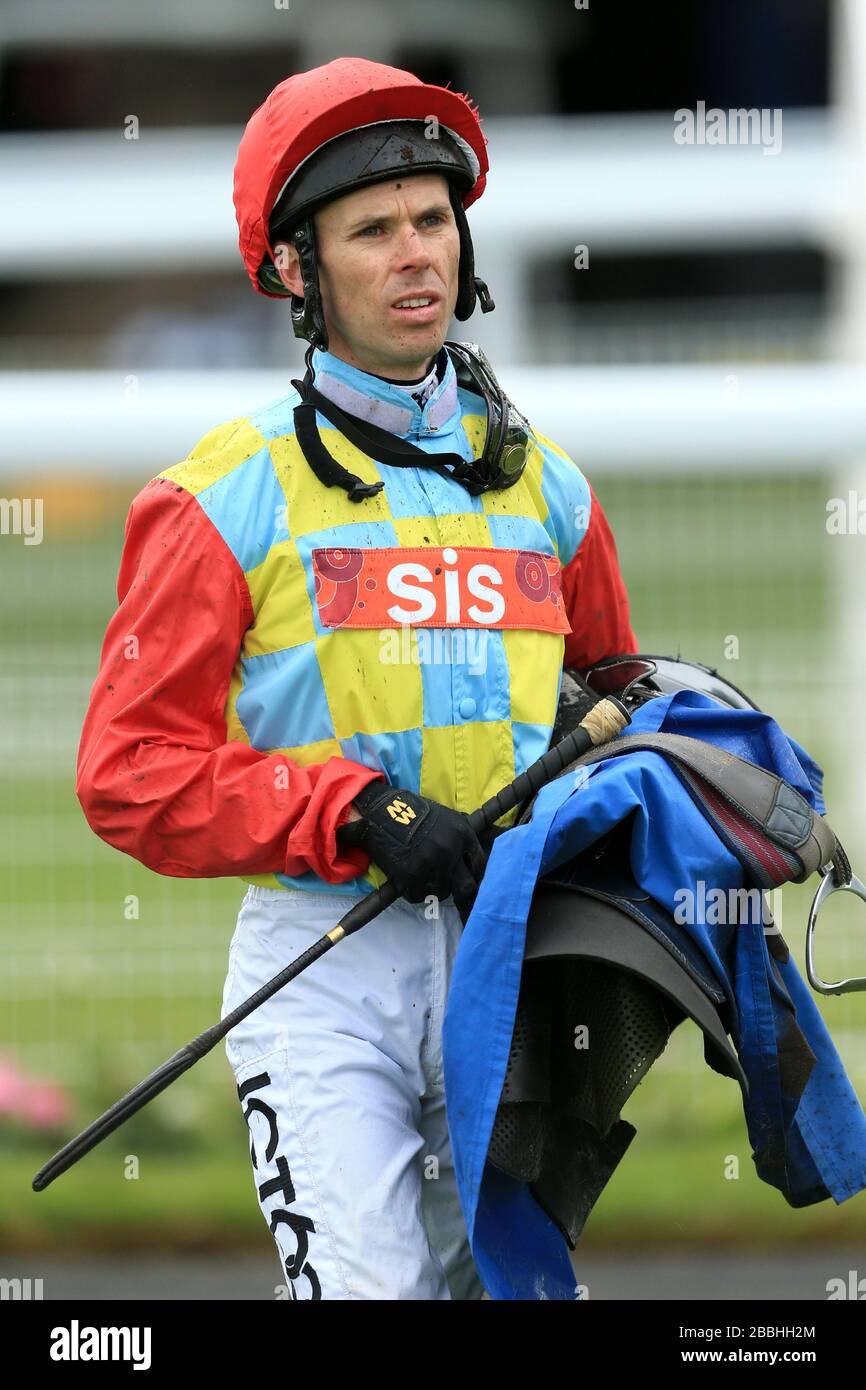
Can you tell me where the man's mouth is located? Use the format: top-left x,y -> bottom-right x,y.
390,293 -> 441,322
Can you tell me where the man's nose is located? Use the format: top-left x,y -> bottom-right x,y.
393,223 -> 434,266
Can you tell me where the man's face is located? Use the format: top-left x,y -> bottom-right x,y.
273,173 -> 461,380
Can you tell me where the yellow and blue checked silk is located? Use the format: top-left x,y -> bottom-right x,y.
158,347 -> 592,895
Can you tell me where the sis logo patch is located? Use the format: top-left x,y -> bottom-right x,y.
311,545 -> 571,634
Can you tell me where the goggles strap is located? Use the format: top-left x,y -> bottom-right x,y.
301,379 -> 468,472
293,397 -> 384,502
291,376 -> 490,496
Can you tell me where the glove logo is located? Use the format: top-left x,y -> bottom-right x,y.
386,797 -> 416,826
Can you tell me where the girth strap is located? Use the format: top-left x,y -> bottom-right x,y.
567,731 -> 845,889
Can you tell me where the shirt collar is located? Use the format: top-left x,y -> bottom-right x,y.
308,345 -> 462,439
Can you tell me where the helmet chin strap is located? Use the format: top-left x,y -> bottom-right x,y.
289,216 -> 328,350
449,184 -> 495,319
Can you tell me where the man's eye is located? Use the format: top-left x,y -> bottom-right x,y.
359,224 -> 382,236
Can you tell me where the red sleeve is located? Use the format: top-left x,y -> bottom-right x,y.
75,478 -> 383,882
560,481 -> 638,670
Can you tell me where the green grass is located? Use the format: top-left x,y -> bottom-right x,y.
4,1122 -> 865,1252
0,1151 -> 259,1250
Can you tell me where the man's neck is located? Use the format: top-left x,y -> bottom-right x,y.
308,345 -> 458,439
322,342 -> 440,385
314,347 -> 444,403
370,359 -> 438,386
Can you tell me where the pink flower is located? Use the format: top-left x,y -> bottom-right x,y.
0,1055 -> 73,1131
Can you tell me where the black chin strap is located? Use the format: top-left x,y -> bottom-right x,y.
291,370 -> 490,501
293,394 -> 385,502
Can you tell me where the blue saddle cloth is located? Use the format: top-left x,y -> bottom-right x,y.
442,690 -> 866,1301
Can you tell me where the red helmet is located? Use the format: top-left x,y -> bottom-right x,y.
232,56 -> 494,347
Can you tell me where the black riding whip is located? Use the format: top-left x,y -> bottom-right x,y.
32,695 -> 630,1191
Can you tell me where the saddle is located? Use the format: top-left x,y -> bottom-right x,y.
485,663 -> 859,1246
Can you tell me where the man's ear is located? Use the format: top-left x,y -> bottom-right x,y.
272,239 -> 304,298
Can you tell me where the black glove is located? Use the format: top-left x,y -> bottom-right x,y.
337,783 -> 488,921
